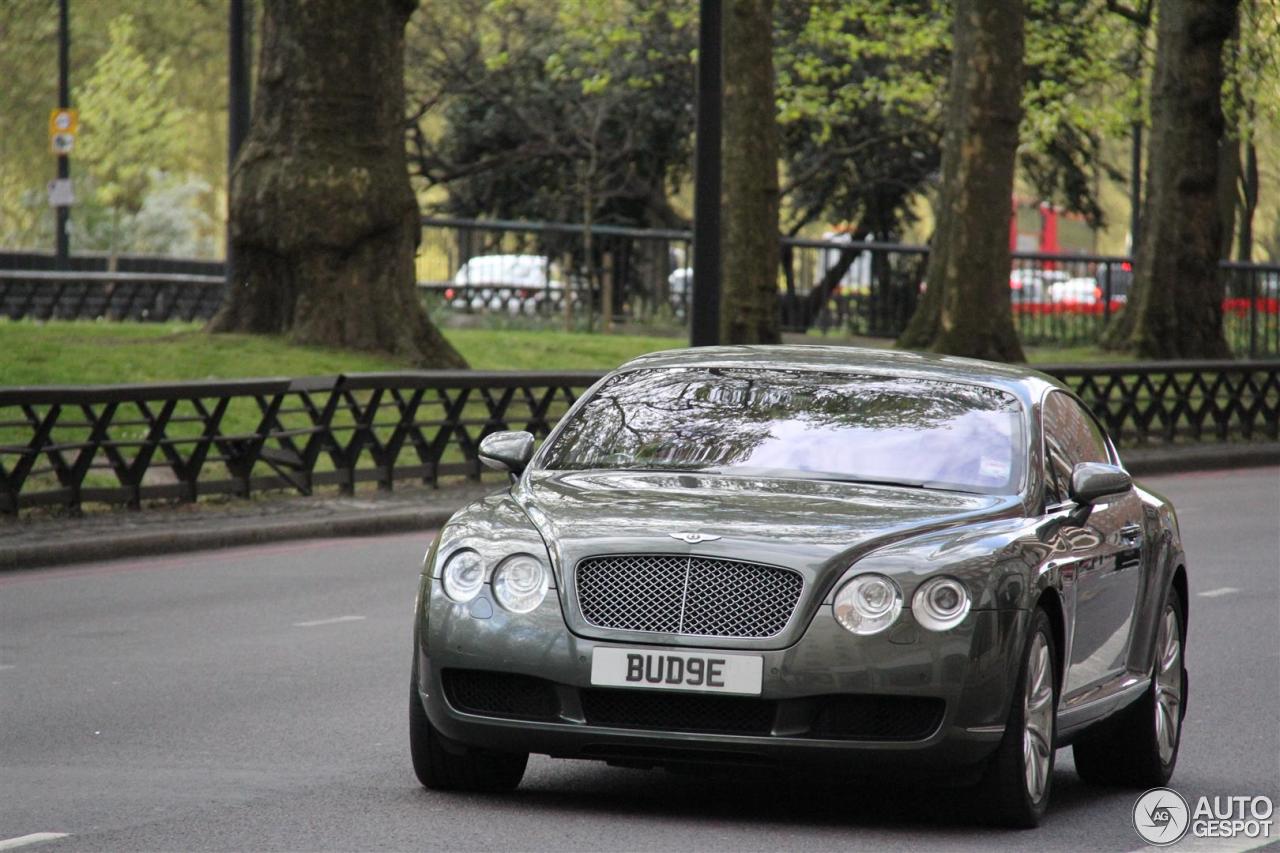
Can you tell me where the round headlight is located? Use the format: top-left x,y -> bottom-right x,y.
492,554 -> 549,613
441,549 -> 486,603
913,576 -> 971,631
833,573 -> 902,635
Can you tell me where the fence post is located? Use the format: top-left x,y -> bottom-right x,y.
602,252 -> 614,333
1249,269 -> 1258,358
1102,263 -> 1113,323
562,252 -> 574,332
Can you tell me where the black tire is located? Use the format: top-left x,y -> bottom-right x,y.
978,607 -> 1059,828
410,682 -> 528,792
1073,587 -> 1186,788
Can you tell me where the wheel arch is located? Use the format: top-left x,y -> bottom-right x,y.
1035,587 -> 1066,693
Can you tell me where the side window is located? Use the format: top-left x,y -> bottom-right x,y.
1042,391 -> 1110,506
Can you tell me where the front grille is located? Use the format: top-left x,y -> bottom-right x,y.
441,669 -> 560,721
809,695 -> 945,741
581,688 -> 777,735
575,554 -> 803,638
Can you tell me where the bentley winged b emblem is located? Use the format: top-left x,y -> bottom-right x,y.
669,532 -> 722,544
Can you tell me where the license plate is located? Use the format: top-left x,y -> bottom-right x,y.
590,647 -> 764,695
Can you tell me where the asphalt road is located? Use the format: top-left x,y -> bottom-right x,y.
2,468 -> 1277,852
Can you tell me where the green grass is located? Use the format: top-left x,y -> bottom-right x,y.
0,321 -> 407,386
1023,344 -> 1135,365
0,320 -> 687,385
446,328 -> 683,371
0,319 -> 1131,388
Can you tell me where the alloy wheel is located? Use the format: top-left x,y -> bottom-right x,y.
1023,631 -> 1054,803
1154,605 -> 1184,765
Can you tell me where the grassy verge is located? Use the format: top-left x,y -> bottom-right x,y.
0,319 -> 1133,387
0,321 -> 687,385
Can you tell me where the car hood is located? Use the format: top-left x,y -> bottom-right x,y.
516,469 -> 1020,590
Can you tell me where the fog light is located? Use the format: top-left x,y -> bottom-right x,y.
493,554 -> 548,613
441,549 -> 486,603
913,576 -> 971,631
833,574 -> 903,635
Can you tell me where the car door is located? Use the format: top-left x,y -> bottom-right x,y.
1041,391 -> 1145,698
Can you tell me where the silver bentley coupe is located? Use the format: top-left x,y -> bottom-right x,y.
409,346 -> 1188,827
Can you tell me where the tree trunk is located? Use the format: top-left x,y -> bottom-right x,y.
211,0 -> 466,368
720,0 -> 781,345
1238,135 -> 1258,261
805,240 -> 867,319
896,0 -> 1026,362
1217,133 -> 1241,262
1126,0 -> 1238,359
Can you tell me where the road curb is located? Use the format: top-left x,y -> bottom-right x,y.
1,505 -> 453,572
1122,442 -> 1280,476
2,444 -> 1276,572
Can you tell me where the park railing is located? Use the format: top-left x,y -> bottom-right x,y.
0,249 -> 224,277
0,270 -> 227,323
1,362 -> 1276,513
415,217 -> 1280,356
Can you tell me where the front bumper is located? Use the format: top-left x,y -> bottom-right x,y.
416,580 -> 1028,777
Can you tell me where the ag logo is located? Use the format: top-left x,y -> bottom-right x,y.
1133,787 -> 1190,846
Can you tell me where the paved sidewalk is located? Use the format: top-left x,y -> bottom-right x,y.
0,480 -> 497,571
2,443 -> 1276,572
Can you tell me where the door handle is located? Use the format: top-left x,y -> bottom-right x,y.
1118,523 -> 1143,549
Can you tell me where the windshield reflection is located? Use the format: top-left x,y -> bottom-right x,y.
541,368 -> 1026,495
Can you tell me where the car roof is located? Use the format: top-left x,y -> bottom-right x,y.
614,345 -> 1065,405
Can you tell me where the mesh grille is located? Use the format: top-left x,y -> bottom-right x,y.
441,669 -> 560,721
809,695 -> 945,741
575,554 -> 803,638
581,688 -> 777,735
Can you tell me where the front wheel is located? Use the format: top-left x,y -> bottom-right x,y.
978,607 -> 1059,828
1073,589 -> 1186,787
410,683 -> 528,792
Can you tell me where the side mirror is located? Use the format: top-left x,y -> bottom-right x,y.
1066,462 -> 1132,525
478,430 -> 535,477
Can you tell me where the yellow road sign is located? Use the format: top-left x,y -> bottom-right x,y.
49,108 -> 79,155
49,108 -> 79,135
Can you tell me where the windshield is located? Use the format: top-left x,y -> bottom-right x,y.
540,368 -> 1026,495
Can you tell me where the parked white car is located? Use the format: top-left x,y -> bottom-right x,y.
450,255 -> 563,315
1050,277 -> 1106,304
1009,269 -> 1069,302
668,267 -> 691,317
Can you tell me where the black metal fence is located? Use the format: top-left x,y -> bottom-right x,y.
416,217 -> 1280,356
0,249 -> 224,277
0,271 -> 226,323
0,371 -> 597,513
417,216 -> 693,328
2,362 -> 1276,513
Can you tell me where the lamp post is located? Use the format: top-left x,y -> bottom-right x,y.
689,0 -> 722,347
227,0 -> 252,284
55,0 -> 70,269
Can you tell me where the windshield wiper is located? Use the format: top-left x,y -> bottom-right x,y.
696,466 -> 967,492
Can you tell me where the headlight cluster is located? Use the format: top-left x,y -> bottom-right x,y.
912,576 -> 971,631
833,574 -> 902,635
491,554 -> 549,613
833,573 -> 970,635
440,549 -> 550,613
